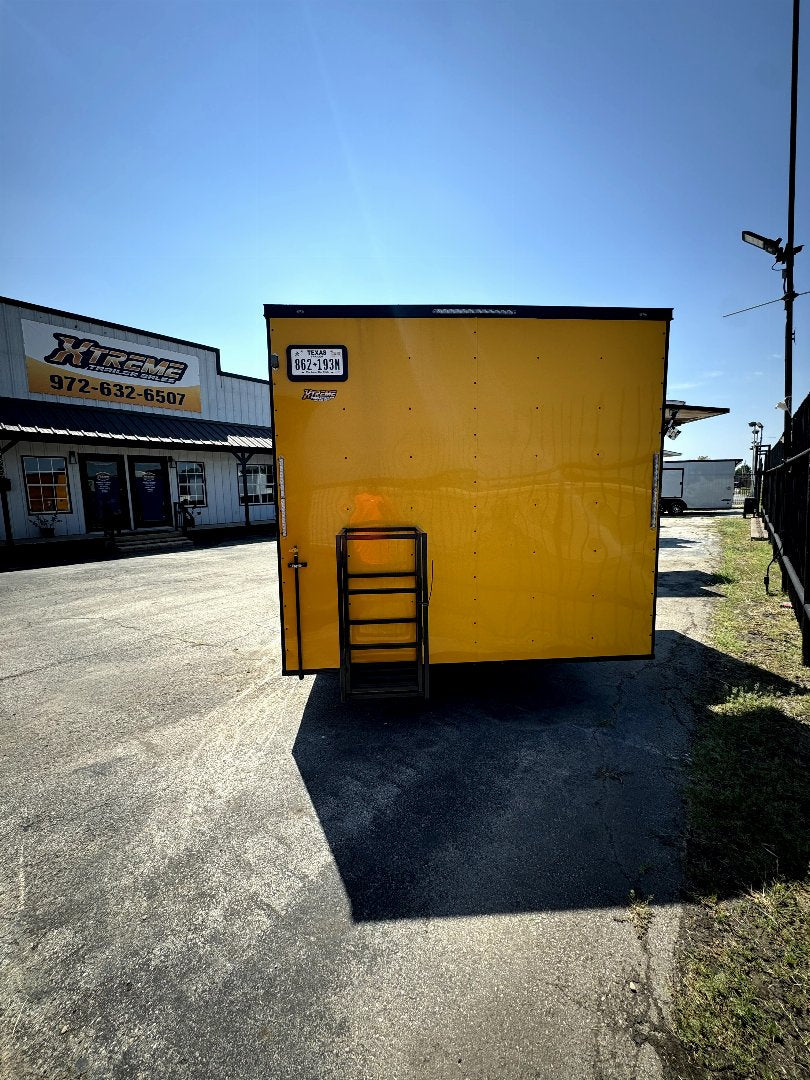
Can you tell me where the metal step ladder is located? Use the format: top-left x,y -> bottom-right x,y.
336,526 -> 429,702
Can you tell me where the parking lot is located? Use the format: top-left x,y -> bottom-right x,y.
2,520 -> 727,1079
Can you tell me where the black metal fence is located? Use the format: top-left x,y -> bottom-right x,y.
761,392 -> 810,663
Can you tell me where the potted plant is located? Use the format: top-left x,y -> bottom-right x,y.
29,509 -> 60,538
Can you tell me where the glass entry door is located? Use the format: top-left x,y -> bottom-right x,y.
80,456 -> 131,532
128,458 -> 171,528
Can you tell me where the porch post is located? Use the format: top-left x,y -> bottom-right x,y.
232,451 -> 254,527
0,440 -> 18,545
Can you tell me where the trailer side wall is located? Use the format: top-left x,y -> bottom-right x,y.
662,459 -> 736,509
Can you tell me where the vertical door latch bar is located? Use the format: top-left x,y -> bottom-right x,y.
651,452 -> 661,527
287,546 -> 308,678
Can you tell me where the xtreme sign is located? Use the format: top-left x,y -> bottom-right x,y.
22,319 -> 203,413
43,334 -> 189,385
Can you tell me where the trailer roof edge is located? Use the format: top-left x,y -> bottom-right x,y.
263,304 -> 673,321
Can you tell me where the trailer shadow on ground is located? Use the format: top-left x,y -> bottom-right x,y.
658,535 -> 700,549
656,570 -> 735,598
292,632 -> 807,922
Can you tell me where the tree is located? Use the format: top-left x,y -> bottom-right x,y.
735,462 -> 753,489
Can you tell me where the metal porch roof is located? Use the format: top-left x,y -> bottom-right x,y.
0,397 -> 273,452
664,401 -> 730,426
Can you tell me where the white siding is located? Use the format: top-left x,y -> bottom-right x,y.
0,298 -> 275,541
3,440 -> 275,541
0,299 -> 270,425
665,459 -> 737,510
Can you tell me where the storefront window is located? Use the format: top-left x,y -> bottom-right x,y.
22,456 -> 71,513
177,461 -> 207,506
237,462 -> 274,505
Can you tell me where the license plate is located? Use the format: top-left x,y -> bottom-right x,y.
286,345 -> 348,381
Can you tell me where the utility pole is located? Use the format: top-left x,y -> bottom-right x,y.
784,0 -> 801,454
741,0 -> 802,453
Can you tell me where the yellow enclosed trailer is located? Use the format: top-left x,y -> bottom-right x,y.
265,305 -> 671,701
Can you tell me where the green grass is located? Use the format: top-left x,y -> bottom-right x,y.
671,518 -> 810,1080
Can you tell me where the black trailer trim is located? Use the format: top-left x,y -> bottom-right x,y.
281,651 -> 657,678
651,319 -> 672,649
265,304 -> 673,322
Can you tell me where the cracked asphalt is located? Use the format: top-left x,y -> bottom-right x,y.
1,517 -> 727,1079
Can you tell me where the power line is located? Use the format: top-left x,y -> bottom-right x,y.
723,290 -> 810,318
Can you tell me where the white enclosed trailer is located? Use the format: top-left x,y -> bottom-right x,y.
661,458 -> 738,514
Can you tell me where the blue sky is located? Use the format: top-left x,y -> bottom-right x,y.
1,0 -> 807,463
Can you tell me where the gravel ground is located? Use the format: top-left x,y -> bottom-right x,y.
1,519 -> 725,1079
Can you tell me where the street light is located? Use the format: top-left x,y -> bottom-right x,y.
740,221 -> 801,453
749,420 -> 764,512
740,0 -> 802,455
741,231 -> 785,258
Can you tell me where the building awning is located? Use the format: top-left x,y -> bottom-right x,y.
664,401 -> 730,427
0,397 -> 272,453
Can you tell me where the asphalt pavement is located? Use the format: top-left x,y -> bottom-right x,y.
1,519 -> 728,1079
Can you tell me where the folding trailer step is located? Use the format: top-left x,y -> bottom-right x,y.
347,571 -> 415,578
349,617 -> 417,625
336,526 -> 429,702
350,641 -> 418,651
348,587 -> 416,595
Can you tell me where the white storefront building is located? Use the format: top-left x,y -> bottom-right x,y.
0,297 -> 274,543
